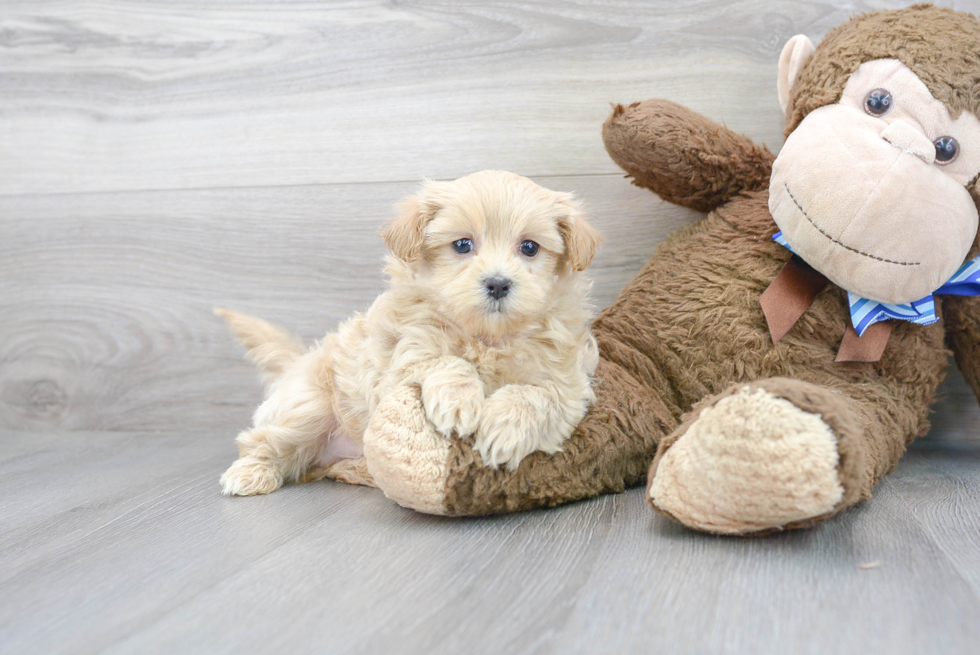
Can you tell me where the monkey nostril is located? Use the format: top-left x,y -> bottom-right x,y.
880,120 -> 935,164
484,276 -> 511,300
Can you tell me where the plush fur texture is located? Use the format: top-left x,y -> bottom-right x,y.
365,182 -> 952,521
787,4 -> 980,132
648,378 -> 869,535
357,5 -> 980,533
363,355 -> 675,516
607,188 -> 950,515
227,5 -> 978,531
649,385 -> 844,535
770,57 -> 980,304
603,99 -> 775,213
943,230 -> 980,403
616,3 -> 980,534
218,170 -> 601,495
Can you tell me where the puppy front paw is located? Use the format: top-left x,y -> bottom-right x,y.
421,368 -> 485,438
475,386 -> 565,471
220,456 -> 284,496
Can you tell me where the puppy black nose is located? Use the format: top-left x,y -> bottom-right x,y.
484,276 -> 511,300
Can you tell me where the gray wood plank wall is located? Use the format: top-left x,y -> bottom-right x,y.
2,1 -> 979,653
3,0 -> 979,436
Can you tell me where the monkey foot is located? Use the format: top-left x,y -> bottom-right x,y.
648,384 -> 846,535
363,385 -> 454,514
363,360 -> 666,516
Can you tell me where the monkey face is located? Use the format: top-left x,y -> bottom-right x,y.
770,59 -> 980,304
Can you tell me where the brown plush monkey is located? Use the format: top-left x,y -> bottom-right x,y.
351,4 -> 980,534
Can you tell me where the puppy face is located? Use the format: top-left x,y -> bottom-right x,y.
382,171 -> 601,338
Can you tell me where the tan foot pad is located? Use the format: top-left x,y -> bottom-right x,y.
649,386 -> 844,534
363,385 -> 451,515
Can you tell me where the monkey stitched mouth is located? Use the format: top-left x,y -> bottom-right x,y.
784,184 -> 920,266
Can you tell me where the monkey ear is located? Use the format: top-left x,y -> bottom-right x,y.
379,182 -> 442,262
777,35 -> 816,115
557,195 -> 603,272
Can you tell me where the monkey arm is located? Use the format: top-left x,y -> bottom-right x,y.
942,294 -> 980,403
602,99 -> 775,213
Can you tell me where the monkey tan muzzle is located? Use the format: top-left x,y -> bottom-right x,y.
770,105 -> 978,305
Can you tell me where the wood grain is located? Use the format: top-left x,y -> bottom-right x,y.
5,175 -> 977,434
0,175 -> 699,432
0,0 -> 886,195
2,0 -> 980,653
1,429 -> 978,655
886,440 -> 980,594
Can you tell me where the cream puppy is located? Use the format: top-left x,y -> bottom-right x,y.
218,170 -> 601,496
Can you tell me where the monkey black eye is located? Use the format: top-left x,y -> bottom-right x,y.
519,240 -> 539,257
452,238 -> 474,254
934,136 -> 959,164
864,88 -> 893,116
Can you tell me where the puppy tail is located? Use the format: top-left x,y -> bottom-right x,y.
214,308 -> 306,384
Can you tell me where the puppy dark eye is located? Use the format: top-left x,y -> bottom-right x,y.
865,89 -> 893,116
452,238 -> 473,254
519,240 -> 539,257
934,136 -> 959,164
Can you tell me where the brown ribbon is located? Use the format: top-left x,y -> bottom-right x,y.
835,322 -> 893,362
759,255 -> 892,362
760,256 -> 828,343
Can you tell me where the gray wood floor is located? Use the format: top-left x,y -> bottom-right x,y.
2,1 -> 979,653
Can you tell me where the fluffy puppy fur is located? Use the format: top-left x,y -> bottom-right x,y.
218,170 -> 602,496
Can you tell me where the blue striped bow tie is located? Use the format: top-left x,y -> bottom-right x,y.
774,231 -> 980,336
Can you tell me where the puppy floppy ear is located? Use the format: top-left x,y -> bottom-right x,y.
557,195 -> 602,272
380,182 -> 442,262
